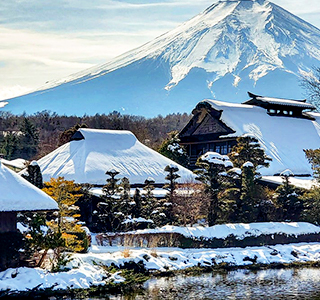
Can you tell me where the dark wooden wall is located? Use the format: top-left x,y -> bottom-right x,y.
0,212 -> 17,233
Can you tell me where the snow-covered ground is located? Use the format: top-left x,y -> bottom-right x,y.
1,222 -> 320,293
129,222 -> 320,240
2,242 -> 320,292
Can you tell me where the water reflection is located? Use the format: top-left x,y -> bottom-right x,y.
91,268 -> 320,300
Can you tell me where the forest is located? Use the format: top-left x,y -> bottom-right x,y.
0,110 -> 191,161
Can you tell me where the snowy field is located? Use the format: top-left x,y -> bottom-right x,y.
2,242 -> 320,292
2,222 -> 320,293
129,222 -> 320,240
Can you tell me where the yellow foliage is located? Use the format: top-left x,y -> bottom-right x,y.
43,177 -> 88,253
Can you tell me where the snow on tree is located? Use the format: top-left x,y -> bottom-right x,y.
276,169 -> 304,221
158,131 -> 189,168
42,177 -> 89,254
21,160 -> 43,189
195,152 -> 233,225
230,136 -> 271,169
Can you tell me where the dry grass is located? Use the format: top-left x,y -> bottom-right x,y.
150,249 -> 158,258
122,248 -> 131,258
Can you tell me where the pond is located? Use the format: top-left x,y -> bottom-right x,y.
90,268 -> 320,300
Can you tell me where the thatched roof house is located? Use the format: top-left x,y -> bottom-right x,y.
0,162 -> 58,233
37,128 -> 195,185
179,93 -> 319,176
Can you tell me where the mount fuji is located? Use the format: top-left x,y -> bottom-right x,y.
2,0 -> 320,117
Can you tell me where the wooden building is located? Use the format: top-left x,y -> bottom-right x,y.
36,128 -> 195,186
179,92 -> 318,175
0,162 -> 58,233
0,162 -> 58,270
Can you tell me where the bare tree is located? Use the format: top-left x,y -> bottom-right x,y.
172,182 -> 207,226
301,66 -> 320,108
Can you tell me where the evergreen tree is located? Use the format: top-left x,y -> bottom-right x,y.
42,177 -> 88,253
18,117 -> 39,159
230,136 -> 271,169
238,162 -> 258,222
305,149 -> 320,180
77,184 -> 94,227
1,132 -> 19,160
163,164 -> 180,224
21,161 -> 43,189
302,187 -> 320,225
97,170 -> 123,231
102,169 -> 120,196
275,170 -> 304,221
141,177 -> 168,227
195,152 -> 231,225
142,177 -> 157,220
118,177 -> 133,218
158,131 -> 189,168
132,188 -> 142,218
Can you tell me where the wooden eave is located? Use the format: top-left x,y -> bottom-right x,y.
244,92 -> 316,111
179,101 -> 235,143
179,136 -> 238,145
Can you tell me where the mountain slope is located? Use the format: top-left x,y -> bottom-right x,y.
2,0 -> 320,116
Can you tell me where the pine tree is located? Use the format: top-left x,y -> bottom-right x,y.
230,136 -> 271,169
97,170 -> 123,231
302,187 -> 320,225
42,177 -> 88,253
142,177 -> 160,226
102,169 -> 120,196
18,117 -> 39,159
21,161 -> 43,189
1,132 -> 19,160
238,162 -> 258,222
195,152 -> 231,226
158,131 -> 189,167
118,177 -> 133,218
163,165 -> 180,224
275,171 -> 304,221
132,188 -> 142,218
305,149 -> 320,180
77,184 -> 94,227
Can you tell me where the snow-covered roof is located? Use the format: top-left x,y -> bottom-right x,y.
203,99 -> 320,176
37,128 -> 196,185
261,176 -> 317,190
0,163 -> 58,212
1,158 -> 27,170
244,94 -> 315,110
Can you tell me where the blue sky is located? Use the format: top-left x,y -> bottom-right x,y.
0,0 -> 319,100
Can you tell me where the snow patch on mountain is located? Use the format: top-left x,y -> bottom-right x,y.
3,0 -> 320,116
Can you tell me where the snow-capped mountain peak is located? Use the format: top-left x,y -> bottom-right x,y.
2,0 -> 320,116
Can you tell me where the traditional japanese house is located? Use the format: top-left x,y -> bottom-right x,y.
0,162 -> 58,270
0,162 -> 58,233
179,92 -> 319,176
36,128 -> 195,186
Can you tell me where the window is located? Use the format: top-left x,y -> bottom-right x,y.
221,145 -> 228,155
